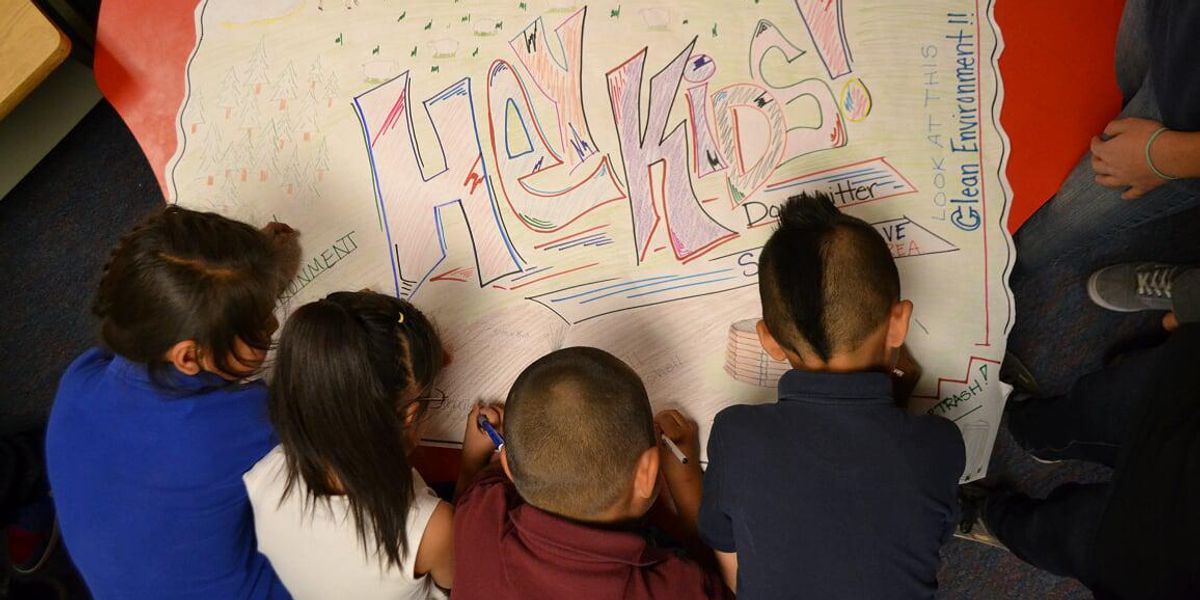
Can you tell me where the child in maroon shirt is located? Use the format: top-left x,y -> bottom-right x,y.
452,347 -> 731,600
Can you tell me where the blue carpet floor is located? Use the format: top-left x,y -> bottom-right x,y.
5,100 -> 1198,598
0,102 -> 163,436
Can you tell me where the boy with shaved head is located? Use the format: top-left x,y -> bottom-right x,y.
453,347 -> 731,600
699,192 -> 965,599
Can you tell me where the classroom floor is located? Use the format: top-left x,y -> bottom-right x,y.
8,101 -> 1197,599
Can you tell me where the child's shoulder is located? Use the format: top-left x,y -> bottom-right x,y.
909,412 -> 966,449
54,348 -> 116,405
243,445 -> 287,490
61,347 -> 112,380
712,401 -> 776,434
903,412 -> 966,479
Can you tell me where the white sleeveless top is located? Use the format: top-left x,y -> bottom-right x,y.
244,446 -> 448,600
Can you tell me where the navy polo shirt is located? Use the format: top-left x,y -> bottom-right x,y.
698,370 -> 964,600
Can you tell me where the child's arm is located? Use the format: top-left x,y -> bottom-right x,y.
655,410 -> 705,533
455,404 -> 504,500
714,551 -> 738,594
261,221 -> 302,296
891,344 -> 922,411
413,502 -> 455,590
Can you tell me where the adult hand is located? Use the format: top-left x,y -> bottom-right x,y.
1090,117 -> 1169,200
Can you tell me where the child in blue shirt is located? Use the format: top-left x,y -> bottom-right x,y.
698,192 -> 965,599
46,206 -> 299,599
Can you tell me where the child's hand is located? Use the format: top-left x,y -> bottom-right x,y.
891,344 -> 922,410
654,409 -> 704,532
655,409 -> 700,467
462,403 -> 504,468
262,222 -> 302,293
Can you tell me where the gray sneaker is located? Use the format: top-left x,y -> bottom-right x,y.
1087,263 -> 1184,312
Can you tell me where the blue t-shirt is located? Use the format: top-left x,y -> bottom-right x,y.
698,370 -> 964,600
46,348 -> 290,600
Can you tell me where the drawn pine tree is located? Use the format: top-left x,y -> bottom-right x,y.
226,144 -> 248,182
235,99 -> 262,135
308,57 -> 326,92
312,138 -> 330,181
219,171 -> 239,204
267,116 -> 295,151
244,133 -> 269,182
217,67 -> 242,119
323,71 -> 339,108
295,160 -> 320,199
197,129 -> 225,186
297,103 -> 320,142
244,38 -> 272,95
280,115 -> 297,149
272,62 -> 299,110
282,162 -> 305,197
189,90 -> 207,134
220,141 -> 238,182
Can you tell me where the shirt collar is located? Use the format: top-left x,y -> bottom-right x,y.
108,352 -> 235,394
508,504 -> 667,567
776,369 -> 895,405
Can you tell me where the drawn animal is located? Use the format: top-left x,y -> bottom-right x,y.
427,38 -> 459,58
362,60 -> 399,82
473,17 -> 501,35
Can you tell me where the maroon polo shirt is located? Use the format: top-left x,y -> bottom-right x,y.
453,468 -> 732,600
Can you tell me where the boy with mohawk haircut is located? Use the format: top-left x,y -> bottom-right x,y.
699,192 -> 965,599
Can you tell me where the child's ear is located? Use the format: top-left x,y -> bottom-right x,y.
755,319 -> 789,362
401,401 -> 421,428
632,446 -> 659,501
166,340 -> 203,376
886,300 -> 914,350
500,448 -> 514,482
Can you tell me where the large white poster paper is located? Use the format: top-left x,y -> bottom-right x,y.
169,0 -> 1014,481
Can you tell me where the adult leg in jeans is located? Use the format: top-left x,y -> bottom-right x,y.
1006,338 -> 1166,466
1012,0 -> 1190,273
1012,83 -> 1198,276
1008,0 -> 1200,395
984,483 -> 1110,586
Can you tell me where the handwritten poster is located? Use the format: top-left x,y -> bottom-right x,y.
168,0 -> 1014,482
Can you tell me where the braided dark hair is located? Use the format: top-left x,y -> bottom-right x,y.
269,290 -> 444,568
93,206 -> 286,383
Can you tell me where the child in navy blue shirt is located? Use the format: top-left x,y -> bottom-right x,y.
698,193 -> 965,599
46,207 -> 299,599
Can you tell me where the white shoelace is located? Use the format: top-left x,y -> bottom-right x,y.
1136,266 -> 1177,299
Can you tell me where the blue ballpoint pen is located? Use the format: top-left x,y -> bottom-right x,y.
477,414 -> 505,451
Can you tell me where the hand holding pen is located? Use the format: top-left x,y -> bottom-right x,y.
463,404 -> 505,462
